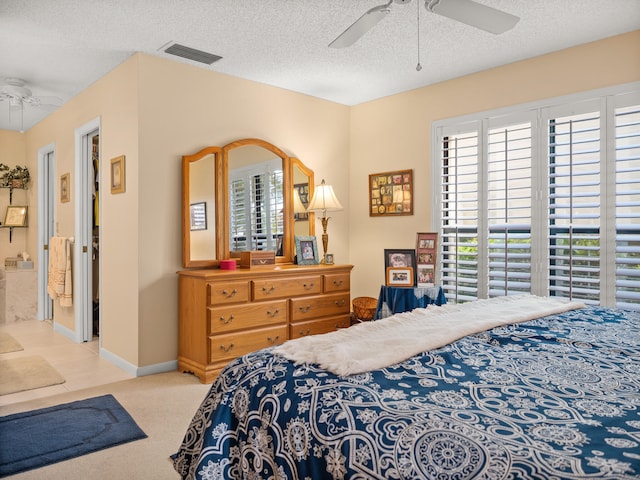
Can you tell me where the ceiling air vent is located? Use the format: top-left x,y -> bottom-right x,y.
163,43 -> 222,65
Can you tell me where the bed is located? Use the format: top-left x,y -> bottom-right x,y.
172,295 -> 640,479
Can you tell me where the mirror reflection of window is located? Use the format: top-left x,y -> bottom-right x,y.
229,158 -> 283,251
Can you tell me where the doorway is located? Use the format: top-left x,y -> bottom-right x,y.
74,118 -> 101,342
37,144 -> 55,321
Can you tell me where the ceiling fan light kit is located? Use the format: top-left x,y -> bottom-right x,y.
329,0 -> 520,49
0,78 -> 63,132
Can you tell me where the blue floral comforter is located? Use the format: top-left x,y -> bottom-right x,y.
172,306 -> 640,479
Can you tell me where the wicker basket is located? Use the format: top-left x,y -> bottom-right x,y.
352,296 -> 377,321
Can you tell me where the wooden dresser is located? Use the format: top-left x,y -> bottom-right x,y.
177,264 -> 353,383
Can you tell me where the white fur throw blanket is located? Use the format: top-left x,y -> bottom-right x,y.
273,295 -> 585,376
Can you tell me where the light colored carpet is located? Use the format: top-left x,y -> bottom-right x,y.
0,355 -> 65,396
0,371 -> 212,479
0,331 -> 24,354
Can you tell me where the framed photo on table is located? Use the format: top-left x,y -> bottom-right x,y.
384,249 -> 416,286
295,235 -> 319,265
386,267 -> 414,287
416,232 -> 438,287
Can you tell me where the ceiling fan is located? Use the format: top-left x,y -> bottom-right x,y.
0,78 -> 63,132
329,0 -> 520,48
0,77 -> 63,111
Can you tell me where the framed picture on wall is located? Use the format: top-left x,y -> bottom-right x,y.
190,202 -> 207,231
60,173 -> 70,203
110,155 -> 126,194
369,169 -> 413,217
4,205 -> 28,227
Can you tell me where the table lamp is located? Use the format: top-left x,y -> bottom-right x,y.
307,179 -> 343,264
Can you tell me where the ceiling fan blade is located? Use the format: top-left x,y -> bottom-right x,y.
329,1 -> 393,48
426,0 -> 519,34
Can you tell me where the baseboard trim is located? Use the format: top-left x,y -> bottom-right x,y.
99,347 -> 178,377
53,322 -> 83,343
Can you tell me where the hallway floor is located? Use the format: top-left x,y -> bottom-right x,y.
0,319 -> 133,408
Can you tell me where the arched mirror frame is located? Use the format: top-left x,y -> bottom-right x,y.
182,146 -> 223,268
290,156 -> 316,247
221,138 -> 316,264
182,138 -> 316,268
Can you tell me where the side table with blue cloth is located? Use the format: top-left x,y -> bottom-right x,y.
375,285 -> 446,319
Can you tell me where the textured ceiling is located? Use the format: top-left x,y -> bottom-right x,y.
1,0 -> 639,132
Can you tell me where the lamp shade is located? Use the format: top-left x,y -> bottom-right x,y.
307,179 -> 343,213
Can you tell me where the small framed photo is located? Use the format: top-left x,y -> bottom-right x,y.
386,267 -> 414,287
4,205 -> 28,227
60,173 -> 70,203
190,202 -> 207,231
384,249 -> 416,269
416,232 -> 438,286
384,249 -> 416,286
110,155 -> 126,194
417,264 -> 435,287
325,253 -> 334,265
295,235 -> 319,265
369,169 -> 413,216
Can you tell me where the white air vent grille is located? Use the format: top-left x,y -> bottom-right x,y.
163,43 -> 222,65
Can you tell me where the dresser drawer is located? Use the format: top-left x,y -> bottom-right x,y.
208,281 -> 250,305
323,273 -> 350,293
209,325 -> 288,363
290,315 -> 351,338
252,275 -> 322,300
208,299 -> 287,334
290,293 -> 350,321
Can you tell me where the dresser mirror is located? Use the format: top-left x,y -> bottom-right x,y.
182,139 -> 315,267
182,146 -> 222,268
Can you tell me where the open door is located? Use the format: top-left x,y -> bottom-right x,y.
37,144 -> 55,321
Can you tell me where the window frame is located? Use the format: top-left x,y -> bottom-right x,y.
431,82 -> 640,308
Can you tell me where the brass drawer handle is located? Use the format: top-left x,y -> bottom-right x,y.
335,299 -> 346,307
222,289 -> 237,298
266,309 -> 280,317
262,286 -> 276,295
333,280 -> 344,287
303,282 -> 315,290
299,329 -> 311,336
219,314 -> 234,324
299,305 -> 312,313
267,335 -> 280,344
220,343 -> 234,353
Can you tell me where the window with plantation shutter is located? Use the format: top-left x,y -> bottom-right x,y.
487,121 -> 532,297
229,160 -> 284,252
614,100 -> 640,309
434,84 -> 640,310
440,128 -> 480,303
547,111 -> 601,304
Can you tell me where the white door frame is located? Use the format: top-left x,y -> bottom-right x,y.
37,143 -> 55,321
74,118 -> 100,342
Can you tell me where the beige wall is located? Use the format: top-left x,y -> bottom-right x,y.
2,30 -> 638,373
0,131 -> 29,260
135,54 -> 350,366
348,30 -> 640,299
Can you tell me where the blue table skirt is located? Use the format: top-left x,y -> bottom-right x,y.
375,285 -> 446,319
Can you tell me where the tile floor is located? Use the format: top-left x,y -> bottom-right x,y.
0,319 -> 133,408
